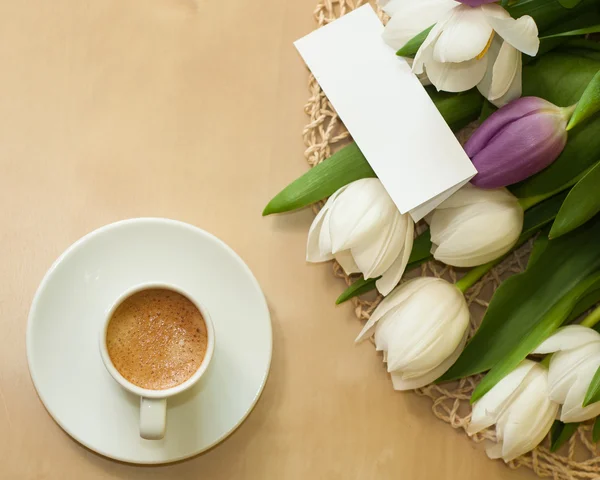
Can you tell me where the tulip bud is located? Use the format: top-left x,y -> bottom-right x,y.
427,184 -> 523,267
468,360 -> 559,462
466,97 -> 572,188
306,178 -> 414,296
355,277 -> 470,390
532,325 -> 600,423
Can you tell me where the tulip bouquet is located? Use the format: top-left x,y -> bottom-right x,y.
264,0 -> 600,471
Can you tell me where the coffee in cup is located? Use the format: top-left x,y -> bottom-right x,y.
106,288 -> 208,390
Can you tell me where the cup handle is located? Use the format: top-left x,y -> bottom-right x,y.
140,397 -> 167,440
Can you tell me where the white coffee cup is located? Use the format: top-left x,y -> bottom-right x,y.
99,282 -> 215,440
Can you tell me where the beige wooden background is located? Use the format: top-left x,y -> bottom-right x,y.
0,0 -> 534,478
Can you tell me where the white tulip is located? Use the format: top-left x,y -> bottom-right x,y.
468,360 -> 559,462
532,325 -> 600,423
307,178 -> 414,296
427,183 -> 523,267
382,0 -> 539,107
355,277 -> 470,390
380,0 -> 459,51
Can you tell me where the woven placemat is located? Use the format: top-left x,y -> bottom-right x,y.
302,1 -> 600,478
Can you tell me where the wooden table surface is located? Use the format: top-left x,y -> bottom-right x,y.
0,1 -> 535,478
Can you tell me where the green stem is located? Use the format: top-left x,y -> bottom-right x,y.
564,103 -> 579,132
455,256 -> 504,293
540,354 -> 552,368
581,304 -> 600,328
519,195 -> 549,211
518,169 -> 587,211
566,69 -> 600,131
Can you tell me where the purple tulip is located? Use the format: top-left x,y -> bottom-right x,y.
466,97 -> 571,189
456,0 -> 499,6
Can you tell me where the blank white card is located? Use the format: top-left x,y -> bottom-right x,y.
294,5 -> 476,221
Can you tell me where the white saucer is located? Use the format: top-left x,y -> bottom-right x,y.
26,218 -> 272,464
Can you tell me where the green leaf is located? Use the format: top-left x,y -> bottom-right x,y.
263,88 -> 483,216
396,26 -> 432,58
528,227 -> 551,269
336,277 -> 377,305
568,70 -> 600,130
550,421 -> 580,452
567,289 -> 600,323
508,0 -> 600,32
547,10 -> 600,36
426,88 -> 484,132
479,100 -> 497,123
537,12 -> 600,56
584,365 -> 600,407
564,38 -> 600,53
520,191 -> 569,240
565,38 -> 600,51
440,215 -> 600,384
542,25 -> 600,39
472,271 -> 600,401
558,0 -> 583,8
594,417 -> 600,442
551,162 -> 600,238
405,228 -> 433,266
262,143 -> 375,216
512,53 -> 600,198
522,53 -> 599,106
557,40 -> 600,62
336,229 -> 433,304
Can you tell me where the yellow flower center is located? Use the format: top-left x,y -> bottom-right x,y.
476,32 -> 495,60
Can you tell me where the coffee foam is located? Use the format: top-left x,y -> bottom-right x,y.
106,288 -> 208,390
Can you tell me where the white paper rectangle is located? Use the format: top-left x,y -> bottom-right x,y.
294,5 -> 476,221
